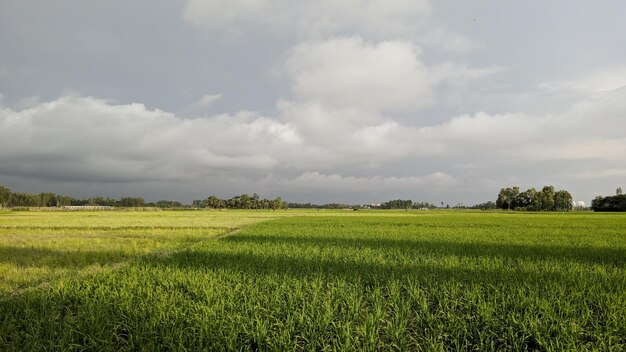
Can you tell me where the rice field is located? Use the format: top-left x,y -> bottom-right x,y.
1,210 -> 625,351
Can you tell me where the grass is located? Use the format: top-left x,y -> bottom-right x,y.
0,210 -> 286,294
0,210 -> 625,350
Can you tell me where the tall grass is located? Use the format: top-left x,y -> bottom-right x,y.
1,211 -> 625,350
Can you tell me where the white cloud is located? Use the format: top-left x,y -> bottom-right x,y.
285,37 -> 497,113
0,96 -> 299,182
2,86 -> 626,201
286,37 -> 432,112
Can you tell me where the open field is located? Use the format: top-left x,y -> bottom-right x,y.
1,210 -> 625,350
0,210 -> 287,294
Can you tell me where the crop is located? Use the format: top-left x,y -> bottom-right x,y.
1,210 -> 625,350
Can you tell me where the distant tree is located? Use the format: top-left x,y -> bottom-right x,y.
496,187 -> 520,210
381,199 -> 413,209
412,201 -> 437,209
0,185 -> 11,208
470,201 -> 498,210
204,196 -> 221,208
554,190 -> 573,211
156,200 -> 183,208
239,194 -> 251,209
537,186 -> 555,211
516,188 -> 537,210
272,196 -> 285,210
10,192 -> 40,207
39,192 -> 57,207
496,185 -> 574,211
617,187 -> 623,195
591,194 -> 626,212
56,195 -> 73,207
120,197 -> 145,207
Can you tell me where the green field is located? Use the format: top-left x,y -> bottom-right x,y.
1,210 -> 625,351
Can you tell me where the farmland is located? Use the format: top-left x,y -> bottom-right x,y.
1,210 -> 625,351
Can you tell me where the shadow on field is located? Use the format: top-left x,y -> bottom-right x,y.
224,234 -> 626,267
152,246 -> 621,288
0,246 -> 132,268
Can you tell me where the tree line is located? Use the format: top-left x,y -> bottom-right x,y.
591,187 -> 626,212
287,200 -> 438,210
0,184 -> 284,210
379,199 -> 438,209
496,186 -> 573,211
0,185 -> 157,208
193,193 -> 287,210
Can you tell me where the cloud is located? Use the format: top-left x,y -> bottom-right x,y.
280,171 -> 457,193
1,84 -> 625,203
285,37 -> 497,113
540,67 -> 626,94
0,96 -> 299,183
417,27 -> 482,54
195,94 -> 222,108
286,37 -> 432,112
183,0 -> 431,39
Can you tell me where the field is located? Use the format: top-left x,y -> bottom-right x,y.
0,210 -> 625,351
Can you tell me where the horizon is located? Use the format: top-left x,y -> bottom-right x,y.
1,1 -> 625,205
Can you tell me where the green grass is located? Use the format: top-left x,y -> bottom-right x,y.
1,210 -> 625,351
0,210 -> 286,294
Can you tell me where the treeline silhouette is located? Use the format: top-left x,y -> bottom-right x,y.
0,184 -> 170,208
496,186 -> 573,211
0,184 -> 284,210
193,194 -> 287,210
591,188 -> 626,211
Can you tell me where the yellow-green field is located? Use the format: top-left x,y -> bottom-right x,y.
1,210 -> 625,351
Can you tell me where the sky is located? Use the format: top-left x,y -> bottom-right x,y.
1,1 -> 625,205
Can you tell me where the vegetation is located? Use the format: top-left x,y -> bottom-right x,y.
287,200 -> 437,210
380,199 -> 437,210
591,194 -> 626,212
1,210 -> 625,350
195,193 -> 287,210
0,183 -> 286,210
496,185 -> 573,211
0,211 -> 285,294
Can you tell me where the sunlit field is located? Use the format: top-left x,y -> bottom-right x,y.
0,210 -> 286,294
1,210 -> 625,351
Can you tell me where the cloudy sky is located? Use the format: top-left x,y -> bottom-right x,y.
1,1 -> 625,205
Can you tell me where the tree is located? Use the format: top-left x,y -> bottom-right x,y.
120,197 -> 145,207
10,192 -> 40,207
554,190 -> 573,211
496,187 -> 520,210
156,200 -> 183,208
0,185 -> 11,208
272,197 -> 284,210
537,186 -> 555,211
516,188 -> 537,210
381,199 -> 413,209
39,192 -> 57,207
239,194 -> 251,209
617,187 -> 623,195
204,196 -> 221,208
592,194 -> 626,212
